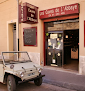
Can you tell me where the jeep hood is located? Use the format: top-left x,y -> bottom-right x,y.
6,62 -> 41,71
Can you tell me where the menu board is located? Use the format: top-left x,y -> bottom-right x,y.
23,27 -> 37,46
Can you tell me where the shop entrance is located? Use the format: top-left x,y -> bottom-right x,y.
63,30 -> 79,71
45,19 -> 79,71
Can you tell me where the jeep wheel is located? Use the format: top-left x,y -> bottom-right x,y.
34,77 -> 42,86
7,75 -> 16,91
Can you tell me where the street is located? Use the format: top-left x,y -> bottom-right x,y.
0,82 -> 77,91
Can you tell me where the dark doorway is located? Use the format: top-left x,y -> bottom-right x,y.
63,30 -> 79,71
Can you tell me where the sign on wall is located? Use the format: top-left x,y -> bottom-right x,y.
23,27 -> 37,46
39,3 -> 79,19
19,3 -> 38,24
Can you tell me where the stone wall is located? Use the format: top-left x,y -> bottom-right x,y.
79,56 -> 85,75
28,52 -> 40,65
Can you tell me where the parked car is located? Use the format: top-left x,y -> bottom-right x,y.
0,51 -> 45,91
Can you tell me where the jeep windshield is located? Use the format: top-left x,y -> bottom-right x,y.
2,51 -> 32,65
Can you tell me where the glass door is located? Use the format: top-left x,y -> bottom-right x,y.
46,31 -> 63,67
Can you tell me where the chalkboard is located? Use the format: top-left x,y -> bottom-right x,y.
23,27 -> 37,46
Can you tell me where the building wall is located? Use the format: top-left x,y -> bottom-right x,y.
0,0 -> 17,53
79,1 -> 85,75
21,0 -> 85,74
0,0 -> 85,74
21,0 -> 85,55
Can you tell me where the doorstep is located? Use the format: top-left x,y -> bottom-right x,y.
43,66 -> 79,74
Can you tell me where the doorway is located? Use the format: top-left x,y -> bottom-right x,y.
13,24 -> 16,51
44,19 -> 79,71
7,23 -> 17,52
63,30 -> 79,71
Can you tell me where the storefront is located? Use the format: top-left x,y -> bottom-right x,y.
0,0 -> 85,75
39,3 -> 79,71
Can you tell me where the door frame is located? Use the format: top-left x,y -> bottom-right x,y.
43,14 -> 79,66
7,19 -> 18,52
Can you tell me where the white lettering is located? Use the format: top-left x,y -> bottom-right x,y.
56,13 -> 60,16
28,8 -> 35,14
27,17 -> 37,22
55,8 -> 59,13
27,4 -> 35,9
61,7 -> 63,12
61,12 -> 65,14
64,5 -> 78,11
52,14 -> 54,16
28,8 -> 30,12
21,5 -> 24,20
21,3 -> 23,7
70,6 -> 72,10
21,14 -> 23,19
48,14 -> 51,17
31,14 -> 34,17
21,19 -> 23,21
72,6 -> 75,11
45,9 -> 54,14
75,5 -> 77,9
40,11 -> 44,16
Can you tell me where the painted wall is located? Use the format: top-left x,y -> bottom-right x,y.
79,1 -> 85,75
0,0 -> 17,53
21,0 -> 85,54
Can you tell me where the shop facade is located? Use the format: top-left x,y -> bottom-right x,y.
0,0 -> 85,75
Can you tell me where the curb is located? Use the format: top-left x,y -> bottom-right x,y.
43,79 -> 85,91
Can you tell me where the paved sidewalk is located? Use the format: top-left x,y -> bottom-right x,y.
41,66 -> 85,91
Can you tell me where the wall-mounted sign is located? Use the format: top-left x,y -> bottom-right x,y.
39,3 -> 79,19
19,3 -> 38,24
23,27 -> 37,46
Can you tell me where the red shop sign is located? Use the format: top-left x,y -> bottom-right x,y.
19,2 -> 38,24
39,3 -> 79,19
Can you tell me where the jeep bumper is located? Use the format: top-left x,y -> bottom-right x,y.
18,74 -> 45,84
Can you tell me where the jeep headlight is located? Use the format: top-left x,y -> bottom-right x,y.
20,72 -> 24,78
38,68 -> 43,73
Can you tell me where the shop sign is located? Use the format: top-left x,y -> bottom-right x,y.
39,3 -> 79,19
19,3 -> 38,24
23,27 -> 37,46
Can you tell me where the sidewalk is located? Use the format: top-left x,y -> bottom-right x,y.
41,66 -> 85,91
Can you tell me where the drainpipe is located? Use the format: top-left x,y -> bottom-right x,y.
17,0 -> 19,51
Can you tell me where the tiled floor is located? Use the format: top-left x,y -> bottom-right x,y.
44,59 -> 79,73
63,60 -> 79,71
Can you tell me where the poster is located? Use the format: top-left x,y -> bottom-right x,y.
50,34 -> 57,39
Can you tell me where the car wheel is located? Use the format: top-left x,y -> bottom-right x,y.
7,75 -> 16,91
34,77 -> 42,86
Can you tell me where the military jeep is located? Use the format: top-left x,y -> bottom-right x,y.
0,51 -> 45,91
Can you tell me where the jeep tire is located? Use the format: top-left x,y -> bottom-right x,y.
7,75 -> 16,91
34,77 -> 42,86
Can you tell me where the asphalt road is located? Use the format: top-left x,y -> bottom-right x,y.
0,82 -> 77,91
